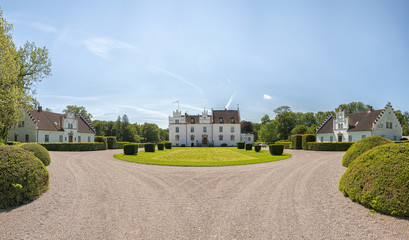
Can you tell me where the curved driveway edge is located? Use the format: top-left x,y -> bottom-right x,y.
1,149 -> 408,239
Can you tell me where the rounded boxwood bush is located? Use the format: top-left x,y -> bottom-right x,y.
342,136 -> 391,167
245,143 -> 253,150
144,143 -> 156,152
0,145 -> 49,209
157,143 -> 164,150
237,142 -> 245,149
123,143 -> 138,155
19,143 -> 51,166
164,142 -> 172,149
269,144 -> 284,155
254,145 -> 261,152
339,143 -> 409,217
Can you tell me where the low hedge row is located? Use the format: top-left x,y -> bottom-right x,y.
237,142 -> 245,149
124,144 -> 139,155
302,134 -> 316,150
19,143 -> 51,166
40,143 -> 107,151
114,142 -> 130,149
144,143 -> 156,152
269,144 -> 284,155
106,137 -> 117,149
291,135 -> 303,149
276,141 -> 291,149
95,136 -> 108,149
245,143 -> 253,150
305,142 -> 353,151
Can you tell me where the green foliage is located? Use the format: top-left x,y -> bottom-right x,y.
63,105 -> 92,122
342,136 -> 391,167
291,135 -> 303,149
142,123 -> 161,143
106,136 -> 117,149
144,143 -> 156,152
157,143 -> 164,150
395,110 -> 409,136
123,143 -> 138,155
220,143 -> 228,147
274,106 -> 296,140
336,101 -> 368,114
254,145 -> 261,152
339,143 -> 409,217
241,121 -> 254,133
305,142 -> 353,151
245,143 -> 253,150
94,136 -> 108,149
269,144 -> 284,155
164,142 -> 172,149
275,140 -> 292,149
302,134 -> 316,150
40,143 -> 106,151
114,142 -> 130,149
19,143 -> 51,166
6,141 -> 19,145
258,120 -> 279,142
0,145 -> 49,208
237,142 -> 245,149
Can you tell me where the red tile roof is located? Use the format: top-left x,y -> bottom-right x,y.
27,110 -> 95,134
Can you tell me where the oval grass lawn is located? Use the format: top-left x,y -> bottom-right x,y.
113,147 -> 291,167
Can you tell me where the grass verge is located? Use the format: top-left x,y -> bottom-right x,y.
113,147 -> 291,167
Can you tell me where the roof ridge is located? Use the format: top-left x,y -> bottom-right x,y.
79,115 -> 96,133
316,114 -> 333,133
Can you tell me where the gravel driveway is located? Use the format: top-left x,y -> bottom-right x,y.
1,149 -> 408,239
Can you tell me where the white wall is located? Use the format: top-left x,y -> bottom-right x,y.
8,112 -> 37,142
372,105 -> 403,141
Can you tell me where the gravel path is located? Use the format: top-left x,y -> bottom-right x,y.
1,149 -> 408,239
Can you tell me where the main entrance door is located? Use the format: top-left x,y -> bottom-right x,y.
338,135 -> 342,142
69,135 -> 73,142
202,135 -> 208,145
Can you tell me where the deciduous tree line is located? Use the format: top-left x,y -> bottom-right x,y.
241,102 -> 409,142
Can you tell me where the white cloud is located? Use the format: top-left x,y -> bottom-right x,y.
30,22 -> 57,33
263,94 -> 272,100
41,95 -> 100,101
149,66 -> 204,94
83,37 -> 137,59
116,104 -> 169,118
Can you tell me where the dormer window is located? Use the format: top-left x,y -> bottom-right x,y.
219,117 -> 224,123
230,117 -> 235,123
175,119 -> 179,124
191,118 -> 195,124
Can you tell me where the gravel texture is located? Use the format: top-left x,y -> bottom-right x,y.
1,149 -> 408,239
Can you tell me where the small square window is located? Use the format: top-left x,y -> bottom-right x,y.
203,126 -> 207,132
219,126 -> 223,132
175,127 -> 179,133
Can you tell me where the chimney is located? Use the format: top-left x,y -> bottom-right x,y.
368,106 -> 373,112
38,106 -> 42,112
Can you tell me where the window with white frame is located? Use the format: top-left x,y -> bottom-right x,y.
219,117 -> 223,123
78,136 -> 81,142
219,126 -> 223,132
175,134 -> 180,141
191,126 -> 194,133
231,126 -> 234,133
203,126 -> 207,132
59,135 -> 63,142
175,119 -> 179,124
230,117 -> 235,123
219,135 -> 223,141
45,135 -> 49,143
191,118 -> 195,124
230,135 -> 235,141
175,127 -> 179,133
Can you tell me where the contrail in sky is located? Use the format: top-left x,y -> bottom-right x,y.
225,92 -> 237,110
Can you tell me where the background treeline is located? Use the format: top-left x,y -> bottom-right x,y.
241,102 -> 409,142
91,115 -> 168,143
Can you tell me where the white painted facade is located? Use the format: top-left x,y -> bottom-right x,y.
8,110 -> 95,143
316,103 -> 402,142
169,109 -> 241,147
240,133 -> 255,143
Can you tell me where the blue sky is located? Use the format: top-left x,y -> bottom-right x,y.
2,0 -> 408,128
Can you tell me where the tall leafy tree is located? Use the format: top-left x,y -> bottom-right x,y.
274,106 -> 296,140
336,101 -> 368,114
141,123 -> 160,143
241,121 -> 254,134
395,110 -> 409,136
63,105 -> 92,121
258,120 -> 279,142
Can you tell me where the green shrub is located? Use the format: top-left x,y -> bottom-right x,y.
164,142 -> 172,149
181,144 -> 186,147
157,143 -> 164,150
342,136 -> 391,167
276,141 -> 292,149
339,143 -> 409,217
254,145 -> 261,152
106,137 -> 117,149
269,144 -> 284,155
114,142 -> 130,149
144,143 -> 156,152
220,143 -> 228,147
6,141 -> 19,145
40,143 -> 106,151
123,144 -> 138,155
305,142 -> 353,151
19,143 -> 51,166
302,134 -> 316,150
245,143 -> 253,150
0,146 -> 49,209
291,135 -> 303,149
95,136 -> 108,149
237,142 -> 245,149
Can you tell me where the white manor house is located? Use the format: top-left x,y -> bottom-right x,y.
169,108 -> 242,147
316,102 -> 402,142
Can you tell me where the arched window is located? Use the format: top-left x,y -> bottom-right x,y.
191,118 -> 195,124
175,134 -> 180,141
190,134 -> 195,141
230,135 -> 235,141
230,117 -> 235,123
219,117 -> 224,123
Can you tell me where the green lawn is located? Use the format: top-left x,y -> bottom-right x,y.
113,147 -> 291,167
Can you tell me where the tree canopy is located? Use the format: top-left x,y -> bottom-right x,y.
63,105 -> 93,122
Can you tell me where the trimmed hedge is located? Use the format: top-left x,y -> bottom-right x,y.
276,141 -> 292,149
245,143 -> 253,150
291,135 -> 303,149
254,145 -> 261,152
269,144 -> 284,155
123,144 -> 138,155
339,143 -> 409,217
144,143 -> 156,152
95,136 -> 108,149
114,142 -> 130,149
302,134 -> 316,150
40,143 -> 106,151
305,142 -> 353,151
164,142 -> 172,149
237,142 -> 245,149
157,143 -> 164,150
19,143 -> 51,166
106,137 -> 117,149
342,136 -> 391,167
6,141 -> 19,145
0,146 -> 49,209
